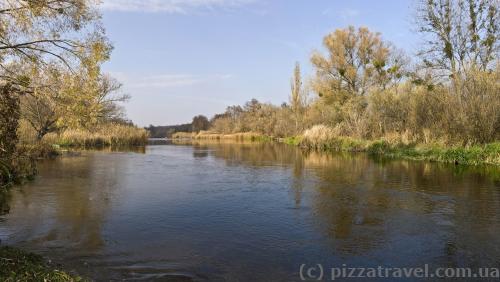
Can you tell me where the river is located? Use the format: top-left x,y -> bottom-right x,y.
0,141 -> 499,281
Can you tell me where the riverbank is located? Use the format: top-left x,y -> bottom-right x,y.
0,246 -> 84,281
299,137 -> 500,166
174,129 -> 500,166
298,125 -> 500,166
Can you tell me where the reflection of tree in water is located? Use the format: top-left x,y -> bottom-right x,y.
291,149 -> 305,207
7,153 -> 125,253
209,142 -> 300,167
186,141 -> 307,207
95,146 -> 146,154
395,161 -> 500,267
192,144 -> 209,158
303,152 -> 390,254
199,141 -> 500,261
305,152 -> 500,263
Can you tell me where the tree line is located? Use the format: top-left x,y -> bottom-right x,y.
192,0 -> 499,147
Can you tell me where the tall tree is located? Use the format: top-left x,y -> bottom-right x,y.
290,62 -> 305,132
311,26 -> 405,100
416,0 -> 499,78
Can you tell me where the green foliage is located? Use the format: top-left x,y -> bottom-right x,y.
366,140 -> 391,155
381,143 -> 500,166
282,136 -> 302,146
0,246 -> 85,282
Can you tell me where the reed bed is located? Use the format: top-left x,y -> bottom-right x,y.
45,124 -> 149,147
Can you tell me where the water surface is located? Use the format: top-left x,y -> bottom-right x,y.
0,141 -> 499,281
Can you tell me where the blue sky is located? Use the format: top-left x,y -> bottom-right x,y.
100,0 -> 418,126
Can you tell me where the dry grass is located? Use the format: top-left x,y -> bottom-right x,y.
44,124 -> 148,147
197,131 -> 268,141
171,131 -> 196,139
173,131 -> 269,141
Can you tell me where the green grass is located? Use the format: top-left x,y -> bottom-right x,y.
380,142 -> 500,165
297,135 -> 500,166
0,246 -> 85,282
282,136 -> 302,146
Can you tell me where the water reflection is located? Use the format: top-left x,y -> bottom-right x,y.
0,153 -> 139,253
0,142 -> 498,281
182,141 -> 500,266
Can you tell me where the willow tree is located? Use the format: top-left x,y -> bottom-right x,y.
0,0 -> 110,184
311,26 -> 405,101
416,0 -> 499,78
21,65 -> 126,140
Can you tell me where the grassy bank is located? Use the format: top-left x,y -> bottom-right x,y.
300,125 -> 500,166
174,127 -> 500,166
0,246 -> 84,281
44,124 -> 149,148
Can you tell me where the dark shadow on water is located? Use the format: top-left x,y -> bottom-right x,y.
0,190 -> 10,217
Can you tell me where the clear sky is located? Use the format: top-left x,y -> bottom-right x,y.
100,0 -> 418,126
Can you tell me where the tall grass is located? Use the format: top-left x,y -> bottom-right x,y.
301,125 -> 500,165
171,131 -> 196,139
44,124 -> 149,147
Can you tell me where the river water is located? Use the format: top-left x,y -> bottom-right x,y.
0,141 -> 499,281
